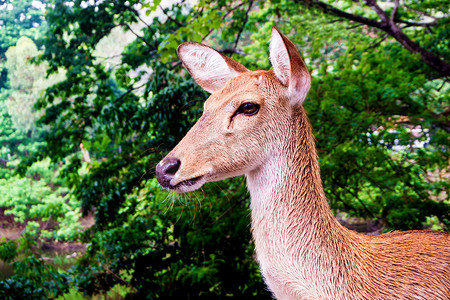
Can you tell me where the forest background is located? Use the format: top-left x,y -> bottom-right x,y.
0,0 -> 448,298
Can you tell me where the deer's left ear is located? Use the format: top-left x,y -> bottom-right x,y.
177,42 -> 249,93
269,27 -> 311,105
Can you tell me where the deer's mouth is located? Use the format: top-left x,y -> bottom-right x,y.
170,175 -> 205,193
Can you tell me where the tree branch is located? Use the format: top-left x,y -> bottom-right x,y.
403,4 -> 438,21
234,0 -> 254,49
221,48 -> 246,55
368,32 -> 388,49
365,0 -> 450,77
159,5 -> 184,27
396,19 -> 437,28
365,0 -> 389,24
294,0 -> 450,77
297,0 -> 386,30
390,0 -> 399,23
121,23 -> 156,50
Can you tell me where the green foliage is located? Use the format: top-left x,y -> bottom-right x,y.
0,35 -> 81,243
0,239 -> 18,263
0,0 -> 47,89
0,159 -> 82,240
242,0 -> 450,231
0,234 -> 70,300
10,1 -> 271,297
72,179 -> 267,298
0,8 -> 83,298
4,36 -> 64,134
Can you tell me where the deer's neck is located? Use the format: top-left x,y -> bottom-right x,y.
246,107 -> 363,299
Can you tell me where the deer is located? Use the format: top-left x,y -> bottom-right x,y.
155,27 -> 450,299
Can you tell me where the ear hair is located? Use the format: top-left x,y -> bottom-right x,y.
177,42 -> 248,93
269,27 -> 311,105
269,31 -> 290,86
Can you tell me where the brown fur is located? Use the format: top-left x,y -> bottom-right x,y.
156,28 -> 450,299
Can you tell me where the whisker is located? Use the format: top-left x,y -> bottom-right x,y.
139,167 -> 157,182
139,145 -> 163,157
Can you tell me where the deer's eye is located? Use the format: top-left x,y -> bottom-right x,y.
237,102 -> 260,116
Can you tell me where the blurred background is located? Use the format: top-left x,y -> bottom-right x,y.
0,0 -> 448,298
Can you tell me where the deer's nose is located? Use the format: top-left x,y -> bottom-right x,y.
156,157 -> 181,188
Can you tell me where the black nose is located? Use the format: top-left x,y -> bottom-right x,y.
156,157 -> 181,188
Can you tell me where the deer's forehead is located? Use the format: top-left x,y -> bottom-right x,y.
204,89 -> 261,112
204,72 -> 269,111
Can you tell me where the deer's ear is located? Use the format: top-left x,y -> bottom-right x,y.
269,27 -> 311,105
177,42 -> 248,93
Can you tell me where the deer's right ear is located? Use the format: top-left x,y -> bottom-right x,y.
177,42 -> 248,93
269,27 -> 311,105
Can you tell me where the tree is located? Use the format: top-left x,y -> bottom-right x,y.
11,0 -> 271,297
3,36 -> 64,134
0,7 -> 81,298
8,0 -> 449,297
0,36 -> 82,300
293,0 -> 450,77
0,0 -> 47,89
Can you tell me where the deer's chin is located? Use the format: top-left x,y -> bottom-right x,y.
170,176 -> 206,193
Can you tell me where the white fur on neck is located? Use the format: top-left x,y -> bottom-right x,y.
245,147 -> 352,299
246,151 -> 285,210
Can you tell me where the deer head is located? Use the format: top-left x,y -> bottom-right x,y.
155,27 -> 450,300
156,27 -> 311,193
